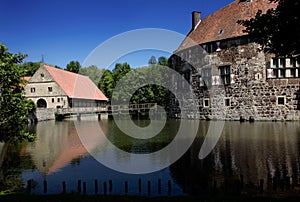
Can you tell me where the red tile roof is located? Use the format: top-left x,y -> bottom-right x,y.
44,65 -> 108,101
24,76 -> 31,82
176,0 -> 277,52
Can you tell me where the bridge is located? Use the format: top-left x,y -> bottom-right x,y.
55,103 -> 158,120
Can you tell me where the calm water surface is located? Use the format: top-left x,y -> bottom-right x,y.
1,117 -> 300,195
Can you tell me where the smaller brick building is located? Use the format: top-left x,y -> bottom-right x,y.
24,64 -> 107,109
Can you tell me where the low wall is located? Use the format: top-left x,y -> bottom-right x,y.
28,108 -> 55,122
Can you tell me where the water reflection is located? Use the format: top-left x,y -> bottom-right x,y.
1,119 -> 300,195
170,121 -> 300,194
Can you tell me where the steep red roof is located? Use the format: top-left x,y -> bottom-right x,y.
44,65 -> 108,101
176,0 -> 277,52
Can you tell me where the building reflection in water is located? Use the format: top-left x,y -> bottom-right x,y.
11,119 -> 300,195
170,121 -> 300,195
25,118 -> 107,176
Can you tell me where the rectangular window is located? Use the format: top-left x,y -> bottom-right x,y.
290,58 -> 296,67
202,68 -> 212,86
279,58 -> 286,68
290,69 -> 296,77
57,98 -> 60,102
219,66 -> 230,85
224,98 -> 231,107
279,69 -> 285,78
52,98 -> 55,103
272,58 -> 278,68
277,96 -> 285,105
48,87 -> 53,92
30,88 -> 35,93
203,99 -> 210,108
269,57 -> 300,79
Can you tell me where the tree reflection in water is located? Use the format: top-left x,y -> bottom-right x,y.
170,121 -> 300,195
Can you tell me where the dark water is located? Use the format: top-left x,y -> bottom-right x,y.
1,117 -> 300,196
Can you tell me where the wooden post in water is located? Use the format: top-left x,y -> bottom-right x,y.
27,180 -> 32,194
125,181 -> 128,194
273,177 -> 278,191
109,180 -> 112,193
138,178 -> 142,193
62,181 -> 66,194
78,180 -> 82,193
94,180 -> 98,194
158,179 -> 161,194
259,179 -> 264,193
147,181 -> 151,196
103,182 -> 107,195
43,180 -> 47,194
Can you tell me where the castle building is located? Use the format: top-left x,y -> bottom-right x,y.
169,0 -> 300,121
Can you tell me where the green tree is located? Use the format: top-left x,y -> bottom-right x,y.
66,61 -> 81,73
148,56 -> 157,65
158,56 -> 169,66
238,0 -> 300,56
98,69 -> 114,100
0,43 -> 36,143
112,62 -> 131,81
19,61 -> 40,76
80,65 -> 104,85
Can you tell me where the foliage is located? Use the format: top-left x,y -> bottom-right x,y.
66,61 -> 81,73
238,0 -> 300,56
98,69 -> 115,100
158,56 -> 168,66
0,143 -> 35,193
98,59 -> 169,106
148,56 -> 157,65
18,62 -> 40,76
79,65 -> 104,85
0,43 -> 36,143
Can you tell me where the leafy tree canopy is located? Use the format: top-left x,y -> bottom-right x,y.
238,0 -> 300,56
66,61 -> 81,73
0,43 -> 36,143
79,65 -> 104,85
148,56 -> 157,65
98,59 -> 169,106
19,61 -> 40,76
158,56 -> 169,66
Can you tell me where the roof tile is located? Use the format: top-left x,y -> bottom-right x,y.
176,0 -> 277,52
44,65 -> 108,101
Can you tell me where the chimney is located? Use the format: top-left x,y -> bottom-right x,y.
192,11 -> 201,30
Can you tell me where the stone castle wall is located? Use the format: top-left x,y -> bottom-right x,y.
169,40 -> 300,121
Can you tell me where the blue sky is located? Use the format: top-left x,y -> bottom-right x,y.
0,0 -> 234,69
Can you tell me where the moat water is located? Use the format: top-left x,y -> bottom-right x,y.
1,117 -> 300,195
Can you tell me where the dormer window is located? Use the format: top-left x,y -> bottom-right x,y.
218,29 -> 223,35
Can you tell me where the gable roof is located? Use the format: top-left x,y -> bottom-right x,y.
176,0 -> 277,52
44,65 -> 108,101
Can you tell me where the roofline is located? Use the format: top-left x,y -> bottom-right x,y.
174,34 -> 250,54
